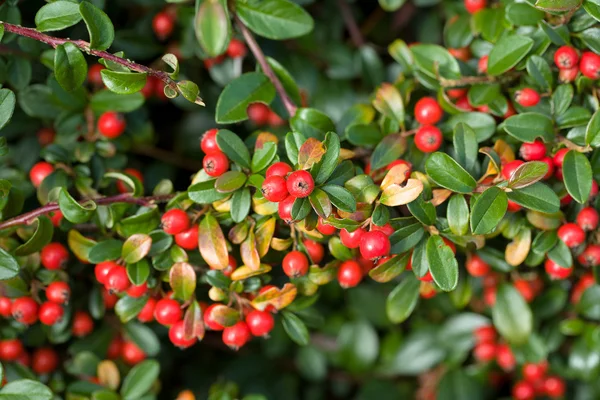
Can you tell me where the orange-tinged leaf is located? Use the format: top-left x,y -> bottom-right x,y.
255,217 -> 275,257
251,283 -> 297,311
373,83 -> 405,126
199,214 -> 229,269
431,189 -> 453,206
228,221 -> 250,244
337,203 -> 374,221
240,229 -> 260,270
380,163 -> 410,190
255,131 -> 278,150
483,139 -> 515,179
231,264 -> 272,281
380,179 -> 423,206
97,360 -> 120,390
340,148 -> 355,160
210,304 -> 240,327
169,262 -> 196,301
298,138 -> 326,169
505,229 -> 531,267
67,230 -> 96,263
252,196 -> 278,216
271,237 -> 293,251
121,233 -> 152,264
307,261 -> 339,285
183,300 -> 205,341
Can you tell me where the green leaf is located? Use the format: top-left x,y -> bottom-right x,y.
426,235 -> 459,292
230,188 -> 251,223
370,133 -> 407,170
282,311 -> 309,346
437,370 -> 485,400
552,84 -> 573,117
470,187 -> 508,235
121,234 -> 152,264
0,247 -> 19,280
177,80 -> 203,105
0,379 -> 53,400
251,142 -> 277,173
487,34 -> 534,76
170,262 -> 196,301
425,152 -> 477,193
526,55 -> 553,91
502,113 -> 555,143
115,295 -> 147,323
386,275 -> 420,323
90,90 -> 145,113
373,83 -> 405,127
507,183 -> 560,214
548,239 -> 572,268
290,108 -> 335,141
379,0 -> 406,11
336,320 -> 379,373
291,197 -> 311,221
35,1 -> 82,32
586,109 -> 600,147
508,161 -> 548,189
321,185 -> 356,213
492,283 -> 532,344
236,0 -> 314,40
79,1 -> 114,50
506,3 -> 544,25
188,180 -> 228,204
410,44 -> 461,79
407,195 -> 436,226
14,216 -> 53,256
448,194 -> 469,236
472,8 -> 505,42
447,113 -> 496,143
369,253 -> 409,283
467,84 -> 501,107
535,0 -> 581,11
195,0 -> 231,57
216,72 -> 275,124
309,189 -> 332,218
120,360 -> 160,400
216,129 -> 251,169
563,150 -> 593,204
54,43 -> 87,92
313,132 -> 340,185
123,322 -> 159,356
584,0 -> 600,22
452,123 -> 478,174
346,123 -> 382,147
100,70 -> 147,95
58,188 -> 96,224
0,89 -> 15,131
215,172 -> 247,194
285,131 -> 306,165
88,240 -> 122,263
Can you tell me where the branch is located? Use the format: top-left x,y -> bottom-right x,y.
0,193 -> 176,230
234,16 -> 298,118
337,0 -> 365,47
0,22 -> 204,106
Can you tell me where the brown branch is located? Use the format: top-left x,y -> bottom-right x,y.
0,193 -> 176,230
337,0 -> 365,47
234,16 -> 298,118
131,145 -> 203,171
0,22 -> 204,106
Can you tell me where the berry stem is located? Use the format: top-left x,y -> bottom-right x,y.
336,0 -> 365,47
234,16 -> 298,118
0,193 -> 176,230
0,22 -> 204,106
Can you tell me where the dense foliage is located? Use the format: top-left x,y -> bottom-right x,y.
0,0 -> 598,399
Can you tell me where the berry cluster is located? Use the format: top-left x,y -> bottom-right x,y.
200,129 -> 230,177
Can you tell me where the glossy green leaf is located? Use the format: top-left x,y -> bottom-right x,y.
100,70 -> 147,95
586,109 -> 600,147
35,1 -> 82,32
282,311 -> 309,346
236,0 -> 314,40
88,240 -> 122,263
54,43 -> 87,92
121,234 -> 152,264
90,90 -> 145,113
170,262 -> 196,301
195,0 -> 231,57
487,35 -> 534,76
370,133 -> 407,170
313,132 -> 340,185
216,72 -> 275,124
79,1 -> 114,50
251,142 -> 277,173
0,89 -> 16,131
321,185 -> 356,213
508,161 -> 548,189
507,183 -> 560,214
452,123 -> 478,174
425,152 -> 477,193
386,275 -> 420,323
503,113 -> 554,142
470,187 -> 508,235
58,188 -> 96,224
369,253 -> 409,283
230,188 -> 251,222
411,44 -> 461,79
290,108 -> 335,141
120,360 -> 160,400
563,150 -> 593,204
535,0 -> 581,11
0,247 -> 19,280
526,55 -> 553,91
448,194 -> 469,236
447,113 -> 496,143
14,216 -> 53,256
426,235 -> 458,291
216,129 -> 251,169
0,379 -> 53,400
115,295 -> 147,323
215,171 -> 247,193
492,283 -> 532,344
188,180 -> 228,204
123,322 -> 160,356
309,189 -> 332,219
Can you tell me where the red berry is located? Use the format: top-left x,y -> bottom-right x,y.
372,223 -> 395,236
286,170 -> 315,198
414,125 -> 443,153
282,250 -> 309,277
419,270 -> 434,282
200,129 -> 220,155
29,162 -> 54,187
203,152 -> 229,177
513,380 -> 536,400
473,342 -> 496,362
40,242 -> 69,270
464,0 -> 486,13
303,239 -> 324,264
46,281 -> 70,304
95,261 -> 119,285
138,298 -> 156,323
316,217 -> 337,235
245,310 -> 275,337
540,156 -> 555,179
523,361 -> 548,382
515,88 -> 540,107
106,265 -> 131,293
591,180 -> 599,198
221,255 -> 238,277
443,237 -> 457,254
496,343 -> 516,371
226,38 -> 247,58
98,111 -> 126,139
222,321 -> 251,350
127,283 -> 148,298
478,55 -> 488,73
577,207 -> 599,231
87,63 -> 104,86
449,47 -> 471,62
466,254 -> 490,277
557,223 -> 586,248
204,304 -> 225,331
278,195 -> 295,223
474,325 -> 496,344
580,51 -> 600,79
514,279 -> 535,302
247,103 -> 270,125
456,96 -> 474,111
553,148 -> 569,168
175,225 -> 199,250
37,127 -> 55,147
268,111 -> 286,127
359,230 -> 391,260
169,320 -> 196,348
266,162 -> 292,178
107,336 -> 123,359
102,288 -> 118,309
152,12 -> 175,40
0,297 -> 11,318
337,260 -> 363,288
162,209 -> 190,235
554,45 -> 579,69
519,141 -> 546,161
578,244 -> 600,267
38,301 -> 64,325
502,160 -> 525,180
340,227 -> 365,249
32,347 -> 59,375
447,88 -> 467,99
141,76 -> 156,98
154,298 -> 182,326
72,311 -> 94,337
484,285 -> 497,306
117,168 -> 143,193
559,66 -> 578,82
122,341 -> 146,365
262,175 -> 289,202
560,192 -> 572,206
543,376 -> 565,398
545,258 -> 572,279
12,297 -> 39,325
48,210 -> 63,227
0,339 -> 23,361
414,97 -> 443,125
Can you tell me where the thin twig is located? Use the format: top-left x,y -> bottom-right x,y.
131,145 -> 203,171
337,0 -> 365,47
234,16 -> 298,117
0,193 -> 176,230
0,22 -> 204,106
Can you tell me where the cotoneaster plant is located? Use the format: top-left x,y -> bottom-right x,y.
0,0 -> 597,399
